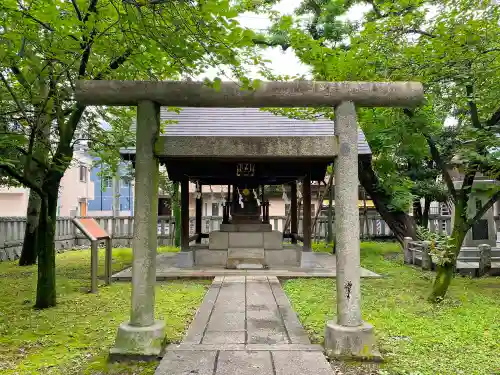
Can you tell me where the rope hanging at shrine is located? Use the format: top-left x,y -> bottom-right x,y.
237,187 -> 244,208
252,189 -> 261,206
219,185 -> 226,207
209,185 -> 215,205
282,184 -> 290,204
195,181 -> 201,199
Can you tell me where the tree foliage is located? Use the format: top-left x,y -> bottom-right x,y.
0,0 -> 265,308
258,0 -> 499,300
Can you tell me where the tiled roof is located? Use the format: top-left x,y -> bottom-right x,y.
131,107 -> 371,154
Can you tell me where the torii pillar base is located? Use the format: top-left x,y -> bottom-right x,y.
324,320 -> 382,361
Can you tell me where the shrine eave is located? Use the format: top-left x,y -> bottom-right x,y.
155,135 -> 338,159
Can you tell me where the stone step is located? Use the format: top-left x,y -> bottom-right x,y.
220,223 -> 272,232
227,248 -> 265,269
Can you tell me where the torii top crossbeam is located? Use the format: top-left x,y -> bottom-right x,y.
75,80 -> 424,107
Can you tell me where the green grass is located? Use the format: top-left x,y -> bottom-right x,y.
0,247 -> 209,375
284,242 -> 500,375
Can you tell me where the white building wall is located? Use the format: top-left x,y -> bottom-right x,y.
0,187 -> 30,216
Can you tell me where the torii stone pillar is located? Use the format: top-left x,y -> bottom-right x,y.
324,101 -> 380,359
110,101 -> 165,358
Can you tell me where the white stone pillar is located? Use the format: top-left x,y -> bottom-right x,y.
324,101 -> 380,360
111,100 -> 165,359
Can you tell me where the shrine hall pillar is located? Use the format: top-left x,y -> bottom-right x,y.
302,174 -> 312,252
195,183 -> 202,243
290,181 -> 298,244
111,100 -> 165,358
180,178 -> 190,251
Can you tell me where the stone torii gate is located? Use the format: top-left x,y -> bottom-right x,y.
75,80 -> 423,359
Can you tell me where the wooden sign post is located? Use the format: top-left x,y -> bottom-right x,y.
72,218 -> 113,293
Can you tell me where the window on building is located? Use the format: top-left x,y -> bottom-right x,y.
121,176 -> 131,188
475,199 -> 483,212
212,202 -> 219,216
79,166 -> 87,182
103,177 -> 112,188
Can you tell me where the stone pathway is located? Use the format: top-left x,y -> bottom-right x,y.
155,276 -> 334,375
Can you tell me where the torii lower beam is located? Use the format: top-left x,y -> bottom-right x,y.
78,79 -> 424,361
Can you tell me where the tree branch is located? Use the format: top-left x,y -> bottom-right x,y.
466,84 -> 481,128
93,49 -> 132,80
403,108 -> 457,200
468,190 -> 499,225
486,105 -> 500,127
0,72 -> 30,123
252,38 -> 290,51
0,164 -> 43,196
390,27 -> 436,39
71,0 -> 83,21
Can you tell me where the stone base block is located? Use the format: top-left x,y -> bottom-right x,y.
300,251 -> 317,268
265,249 -> 300,267
228,232 -> 264,248
220,223 -> 272,232
110,320 -> 165,359
176,251 -> 194,268
209,231 -> 229,250
195,250 -> 228,266
324,320 -> 382,361
263,231 -> 283,249
227,248 -> 265,269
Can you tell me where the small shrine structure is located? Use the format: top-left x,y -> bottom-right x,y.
121,107 -> 372,269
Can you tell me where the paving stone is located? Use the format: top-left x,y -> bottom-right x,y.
154,350 -> 216,375
206,312 -> 245,331
215,351 -> 273,375
272,351 -> 334,375
202,331 -> 246,344
247,328 -> 289,344
183,282 -> 221,344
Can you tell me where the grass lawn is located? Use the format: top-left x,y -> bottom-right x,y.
284,242 -> 500,375
0,247 -> 209,375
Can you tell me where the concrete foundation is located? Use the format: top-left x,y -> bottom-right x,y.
110,320 -> 166,358
199,229 -> 301,268
324,320 -> 382,361
176,250 -> 194,268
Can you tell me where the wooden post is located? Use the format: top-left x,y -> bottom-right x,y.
195,182 -> 202,243
105,237 -> 112,285
90,240 -> 98,293
181,178 -> 189,251
291,181 -> 298,244
302,174 -> 312,251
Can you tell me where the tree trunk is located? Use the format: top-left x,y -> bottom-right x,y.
429,202 -> 468,302
358,156 -> 416,245
413,199 -> 423,226
172,182 -> 181,247
35,172 -> 62,309
422,199 -> 431,229
19,190 -> 41,266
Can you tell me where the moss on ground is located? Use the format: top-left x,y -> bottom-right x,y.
284,242 -> 500,375
0,247 -> 209,375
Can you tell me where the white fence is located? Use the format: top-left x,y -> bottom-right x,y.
1,214 -> 498,262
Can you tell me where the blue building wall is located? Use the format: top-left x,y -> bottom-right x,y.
88,162 -> 134,214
